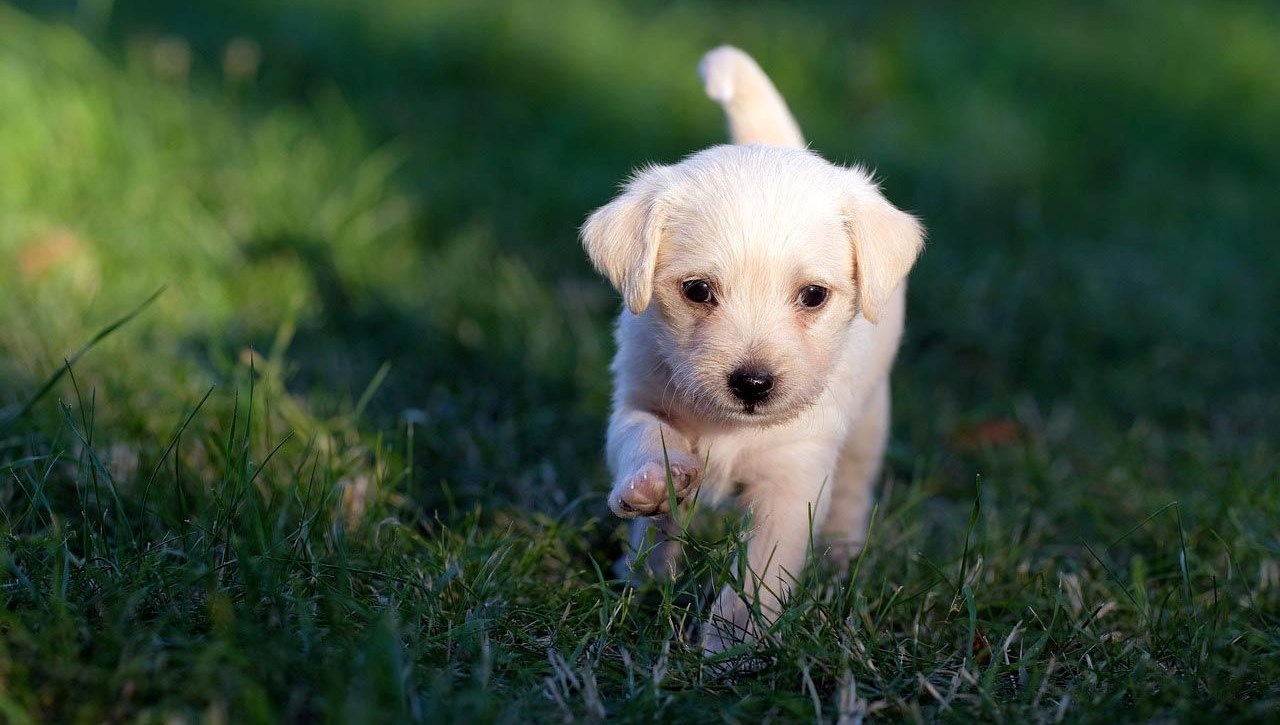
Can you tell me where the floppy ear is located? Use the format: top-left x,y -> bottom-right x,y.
843,178 -> 925,323
580,166 -> 673,315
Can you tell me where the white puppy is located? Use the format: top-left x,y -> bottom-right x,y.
580,46 -> 924,653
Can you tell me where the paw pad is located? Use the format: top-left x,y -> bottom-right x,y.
609,459 -> 700,518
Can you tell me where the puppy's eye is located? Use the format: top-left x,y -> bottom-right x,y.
682,279 -> 715,305
797,285 -> 829,309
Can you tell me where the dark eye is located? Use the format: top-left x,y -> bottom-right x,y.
682,279 -> 715,304
797,285 -> 829,308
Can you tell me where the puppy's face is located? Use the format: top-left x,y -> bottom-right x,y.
583,146 -> 923,425
647,184 -> 855,424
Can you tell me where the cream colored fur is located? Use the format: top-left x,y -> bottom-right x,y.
581,45 -> 924,654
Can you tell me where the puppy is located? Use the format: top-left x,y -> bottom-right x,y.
580,46 -> 924,654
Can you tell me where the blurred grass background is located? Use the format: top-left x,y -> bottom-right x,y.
1,0 -> 1278,722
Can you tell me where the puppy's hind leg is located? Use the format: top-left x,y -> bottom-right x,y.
822,381 -> 891,575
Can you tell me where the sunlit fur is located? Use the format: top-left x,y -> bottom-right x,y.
581,46 -> 924,655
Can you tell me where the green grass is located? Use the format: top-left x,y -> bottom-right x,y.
2,0 -> 1278,721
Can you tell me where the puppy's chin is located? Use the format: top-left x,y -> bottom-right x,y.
723,406 -> 802,428
688,390 -> 818,429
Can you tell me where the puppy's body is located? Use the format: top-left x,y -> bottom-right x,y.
582,47 -> 923,652
615,272 -> 903,504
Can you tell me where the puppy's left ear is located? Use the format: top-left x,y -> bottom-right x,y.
843,175 -> 925,323
581,165 -> 674,315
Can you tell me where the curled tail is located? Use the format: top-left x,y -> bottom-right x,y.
698,45 -> 804,149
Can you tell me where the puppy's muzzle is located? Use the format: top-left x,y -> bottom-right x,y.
728,367 -> 775,405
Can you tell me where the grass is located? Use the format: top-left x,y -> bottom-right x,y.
1,0 -> 1278,721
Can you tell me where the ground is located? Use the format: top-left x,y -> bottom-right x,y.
1,0 -> 1278,722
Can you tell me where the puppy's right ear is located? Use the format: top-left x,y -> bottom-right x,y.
581,165 -> 673,315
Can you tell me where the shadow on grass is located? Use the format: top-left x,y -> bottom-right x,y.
232,231 -> 611,513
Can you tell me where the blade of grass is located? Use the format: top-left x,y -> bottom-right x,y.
137,385 -> 217,545
0,287 -> 164,429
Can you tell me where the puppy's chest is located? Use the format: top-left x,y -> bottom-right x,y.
688,429 -> 790,503
691,443 -> 741,503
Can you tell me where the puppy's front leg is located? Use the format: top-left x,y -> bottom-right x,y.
606,408 -> 701,519
617,517 -> 684,583
704,456 -> 832,654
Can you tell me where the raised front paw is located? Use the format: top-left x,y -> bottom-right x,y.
608,455 -> 700,519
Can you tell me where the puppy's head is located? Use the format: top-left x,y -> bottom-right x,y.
582,146 -> 923,425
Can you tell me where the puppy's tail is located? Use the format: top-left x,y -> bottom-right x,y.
698,45 -> 804,149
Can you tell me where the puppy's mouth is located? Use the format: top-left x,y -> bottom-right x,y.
680,386 -> 809,427
740,399 -> 777,416
726,382 -> 825,426
725,397 -> 807,427
728,391 -> 794,422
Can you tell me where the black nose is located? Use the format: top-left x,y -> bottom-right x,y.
728,368 -> 775,403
